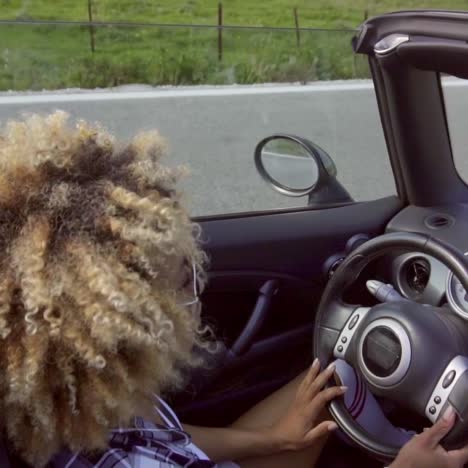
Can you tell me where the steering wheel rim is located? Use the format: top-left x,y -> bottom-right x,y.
313,231 -> 468,462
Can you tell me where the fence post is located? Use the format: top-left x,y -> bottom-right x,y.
218,3 -> 223,61
87,0 -> 96,53
293,7 -> 301,48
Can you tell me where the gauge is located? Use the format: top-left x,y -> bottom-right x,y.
447,270 -> 468,320
405,258 -> 430,295
397,256 -> 431,299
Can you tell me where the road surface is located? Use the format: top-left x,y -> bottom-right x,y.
0,79 -> 466,216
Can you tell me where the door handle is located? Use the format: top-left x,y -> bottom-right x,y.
229,279 -> 278,357
187,279 -> 279,392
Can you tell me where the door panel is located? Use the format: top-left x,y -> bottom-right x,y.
199,197 -> 402,275
173,196 -> 403,425
202,271 -> 319,345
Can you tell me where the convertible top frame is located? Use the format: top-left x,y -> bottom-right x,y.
354,10 -> 468,207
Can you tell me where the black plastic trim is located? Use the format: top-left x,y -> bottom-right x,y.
368,56 -> 407,202
398,39 -> 468,79
200,197 -> 403,275
377,59 -> 465,205
193,200 -> 355,223
353,11 -> 468,208
354,10 -> 468,55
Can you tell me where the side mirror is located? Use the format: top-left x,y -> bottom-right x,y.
254,134 -> 353,206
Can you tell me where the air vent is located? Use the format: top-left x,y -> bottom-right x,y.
424,214 -> 455,230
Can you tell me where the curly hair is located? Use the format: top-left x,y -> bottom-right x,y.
0,111 -> 209,466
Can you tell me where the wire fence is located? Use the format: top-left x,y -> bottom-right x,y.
5,0 -> 468,23
0,25 -> 369,91
0,0 -> 377,25
4,0 -> 467,91
5,0 -> 468,66
0,17 -> 357,57
0,3 -> 370,92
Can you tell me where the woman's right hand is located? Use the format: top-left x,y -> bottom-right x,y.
390,406 -> 468,468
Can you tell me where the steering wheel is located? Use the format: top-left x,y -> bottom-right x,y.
314,232 -> 468,463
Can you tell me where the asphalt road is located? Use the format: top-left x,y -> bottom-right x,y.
0,80 -> 466,216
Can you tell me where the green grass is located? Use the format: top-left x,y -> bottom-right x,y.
3,0 -> 468,28
0,0 -> 467,90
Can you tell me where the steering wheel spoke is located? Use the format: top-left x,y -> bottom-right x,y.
425,355 -> 468,423
319,299 -> 361,330
315,299 -> 361,361
333,307 -> 371,364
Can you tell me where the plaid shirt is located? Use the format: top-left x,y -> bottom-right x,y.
48,398 -> 217,468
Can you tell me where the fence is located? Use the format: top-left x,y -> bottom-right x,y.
0,19 -> 370,91
4,0 -> 468,91
82,0 -> 363,59
14,0 -> 465,91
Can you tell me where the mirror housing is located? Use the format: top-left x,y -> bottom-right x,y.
254,134 -> 353,206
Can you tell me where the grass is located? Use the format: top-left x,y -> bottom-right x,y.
0,0 -> 468,90
3,0 -> 468,28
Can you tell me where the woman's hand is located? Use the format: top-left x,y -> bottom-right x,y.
266,359 -> 346,452
390,406 -> 468,468
185,360 -> 345,462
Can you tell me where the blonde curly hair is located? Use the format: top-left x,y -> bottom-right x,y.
0,111 -> 209,466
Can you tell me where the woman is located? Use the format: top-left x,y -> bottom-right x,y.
0,112 -> 464,468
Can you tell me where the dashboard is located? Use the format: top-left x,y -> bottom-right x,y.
386,203 -> 468,319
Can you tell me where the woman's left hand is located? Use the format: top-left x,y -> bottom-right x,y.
266,359 -> 346,452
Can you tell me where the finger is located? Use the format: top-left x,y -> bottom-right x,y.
309,386 -> 348,412
301,358 -> 321,391
419,406 -> 457,448
308,363 -> 337,398
305,420 -> 338,444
